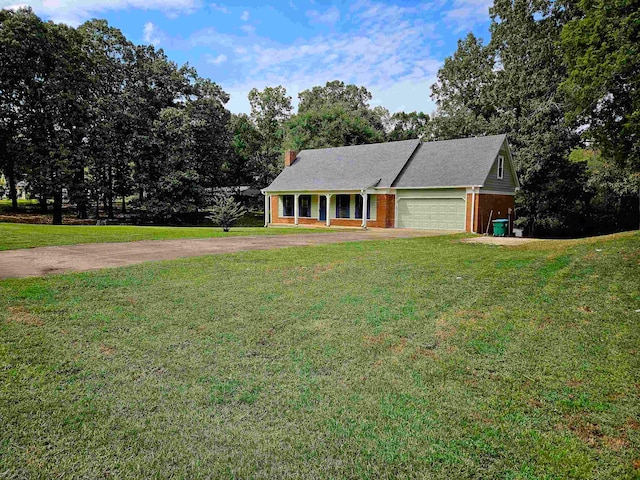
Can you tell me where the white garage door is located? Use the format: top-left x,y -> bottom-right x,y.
397,198 -> 466,230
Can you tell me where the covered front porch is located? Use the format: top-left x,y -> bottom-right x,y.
263,192 -> 396,229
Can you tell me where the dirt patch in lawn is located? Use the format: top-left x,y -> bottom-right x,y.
460,236 -> 539,246
0,229 -> 450,279
6,306 -> 43,326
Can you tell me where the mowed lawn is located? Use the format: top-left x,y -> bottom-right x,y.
0,232 -> 638,478
0,223 -> 331,251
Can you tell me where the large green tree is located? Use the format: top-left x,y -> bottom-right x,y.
78,19 -> 136,219
429,0 -> 590,236
1,9 -> 234,224
284,105 -> 382,151
0,8 -> 47,211
145,79 -> 230,220
561,0 -> 639,229
284,81 -> 386,152
298,80 -> 373,114
561,0 -> 639,175
243,86 -> 293,185
489,0 -> 589,236
427,33 -> 497,140
386,111 -> 430,141
248,85 -> 292,154
126,44 -> 194,206
20,20 -> 92,224
227,113 -> 263,187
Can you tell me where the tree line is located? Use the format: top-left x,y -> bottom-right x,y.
426,0 -> 638,236
1,1 -> 638,236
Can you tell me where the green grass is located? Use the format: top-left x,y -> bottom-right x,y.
0,198 -> 39,213
1,232 -> 639,478
0,223 -> 332,250
0,199 -> 38,204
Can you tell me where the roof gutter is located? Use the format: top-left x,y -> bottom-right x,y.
360,179 -> 382,193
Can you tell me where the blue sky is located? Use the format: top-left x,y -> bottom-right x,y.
1,0 -> 493,115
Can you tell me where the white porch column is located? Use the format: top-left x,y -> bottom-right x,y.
264,193 -> 270,227
294,193 -> 299,225
325,194 -> 332,227
361,192 -> 368,229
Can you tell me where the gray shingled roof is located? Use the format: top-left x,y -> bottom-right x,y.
264,139 -> 420,192
393,134 -> 507,188
264,134 -> 508,192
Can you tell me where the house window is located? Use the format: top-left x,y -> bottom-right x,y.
354,194 -> 371,219
497,156 -> 504,180
336,194 -> 350,218
282,195 -> 294,217
298,195 -> 311,217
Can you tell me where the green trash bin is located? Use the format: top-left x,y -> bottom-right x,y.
492,219 -> 509,237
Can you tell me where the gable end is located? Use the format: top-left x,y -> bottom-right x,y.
481,140 -> 518,192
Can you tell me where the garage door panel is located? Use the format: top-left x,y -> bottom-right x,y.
397,198 -> 465,230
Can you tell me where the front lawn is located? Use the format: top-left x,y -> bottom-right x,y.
0,223 -> 332,251
0,232 -> 638,478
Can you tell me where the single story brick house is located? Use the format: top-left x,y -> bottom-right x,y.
262,134 -> 519,233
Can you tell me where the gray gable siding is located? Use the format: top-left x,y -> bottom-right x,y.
482,148 -> 517,192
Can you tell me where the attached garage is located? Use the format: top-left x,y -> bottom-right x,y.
396,189 -> 466,231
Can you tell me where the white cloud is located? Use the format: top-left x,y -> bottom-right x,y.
3,3 -> 28,10
221,1 -> 442,116
441,0 -> 492,32
143,21 -> 161,45
0,0 -> 201,25
240,24 -> 255,34
189,27 -> 234,47
240,10 -> 249,21
205,53 -> 227,65
306,5 -> 340,25
209,3 -> 229,14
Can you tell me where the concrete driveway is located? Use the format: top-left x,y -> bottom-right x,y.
0,229 -> 452,279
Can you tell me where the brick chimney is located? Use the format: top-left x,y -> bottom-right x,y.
284,150 -> 298,167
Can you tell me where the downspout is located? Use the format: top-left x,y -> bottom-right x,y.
471,186 -> 477,233
360,179 -> 381,229
261,190 -> 269,227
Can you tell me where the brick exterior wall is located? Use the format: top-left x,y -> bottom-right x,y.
467,193 -> 515,234
376,194 -> 395,228
269,194 -> 396,228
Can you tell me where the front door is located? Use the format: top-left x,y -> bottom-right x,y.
319,195 -> 326,221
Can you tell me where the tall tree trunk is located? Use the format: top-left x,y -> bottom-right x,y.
0,136 -> 17,211
74,169 -> 88,219
122,195 -> 126,214
52,189 -> 63,225
78,200 -> 88,219
7,161 -> 18,212
107,166 -> 114,219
